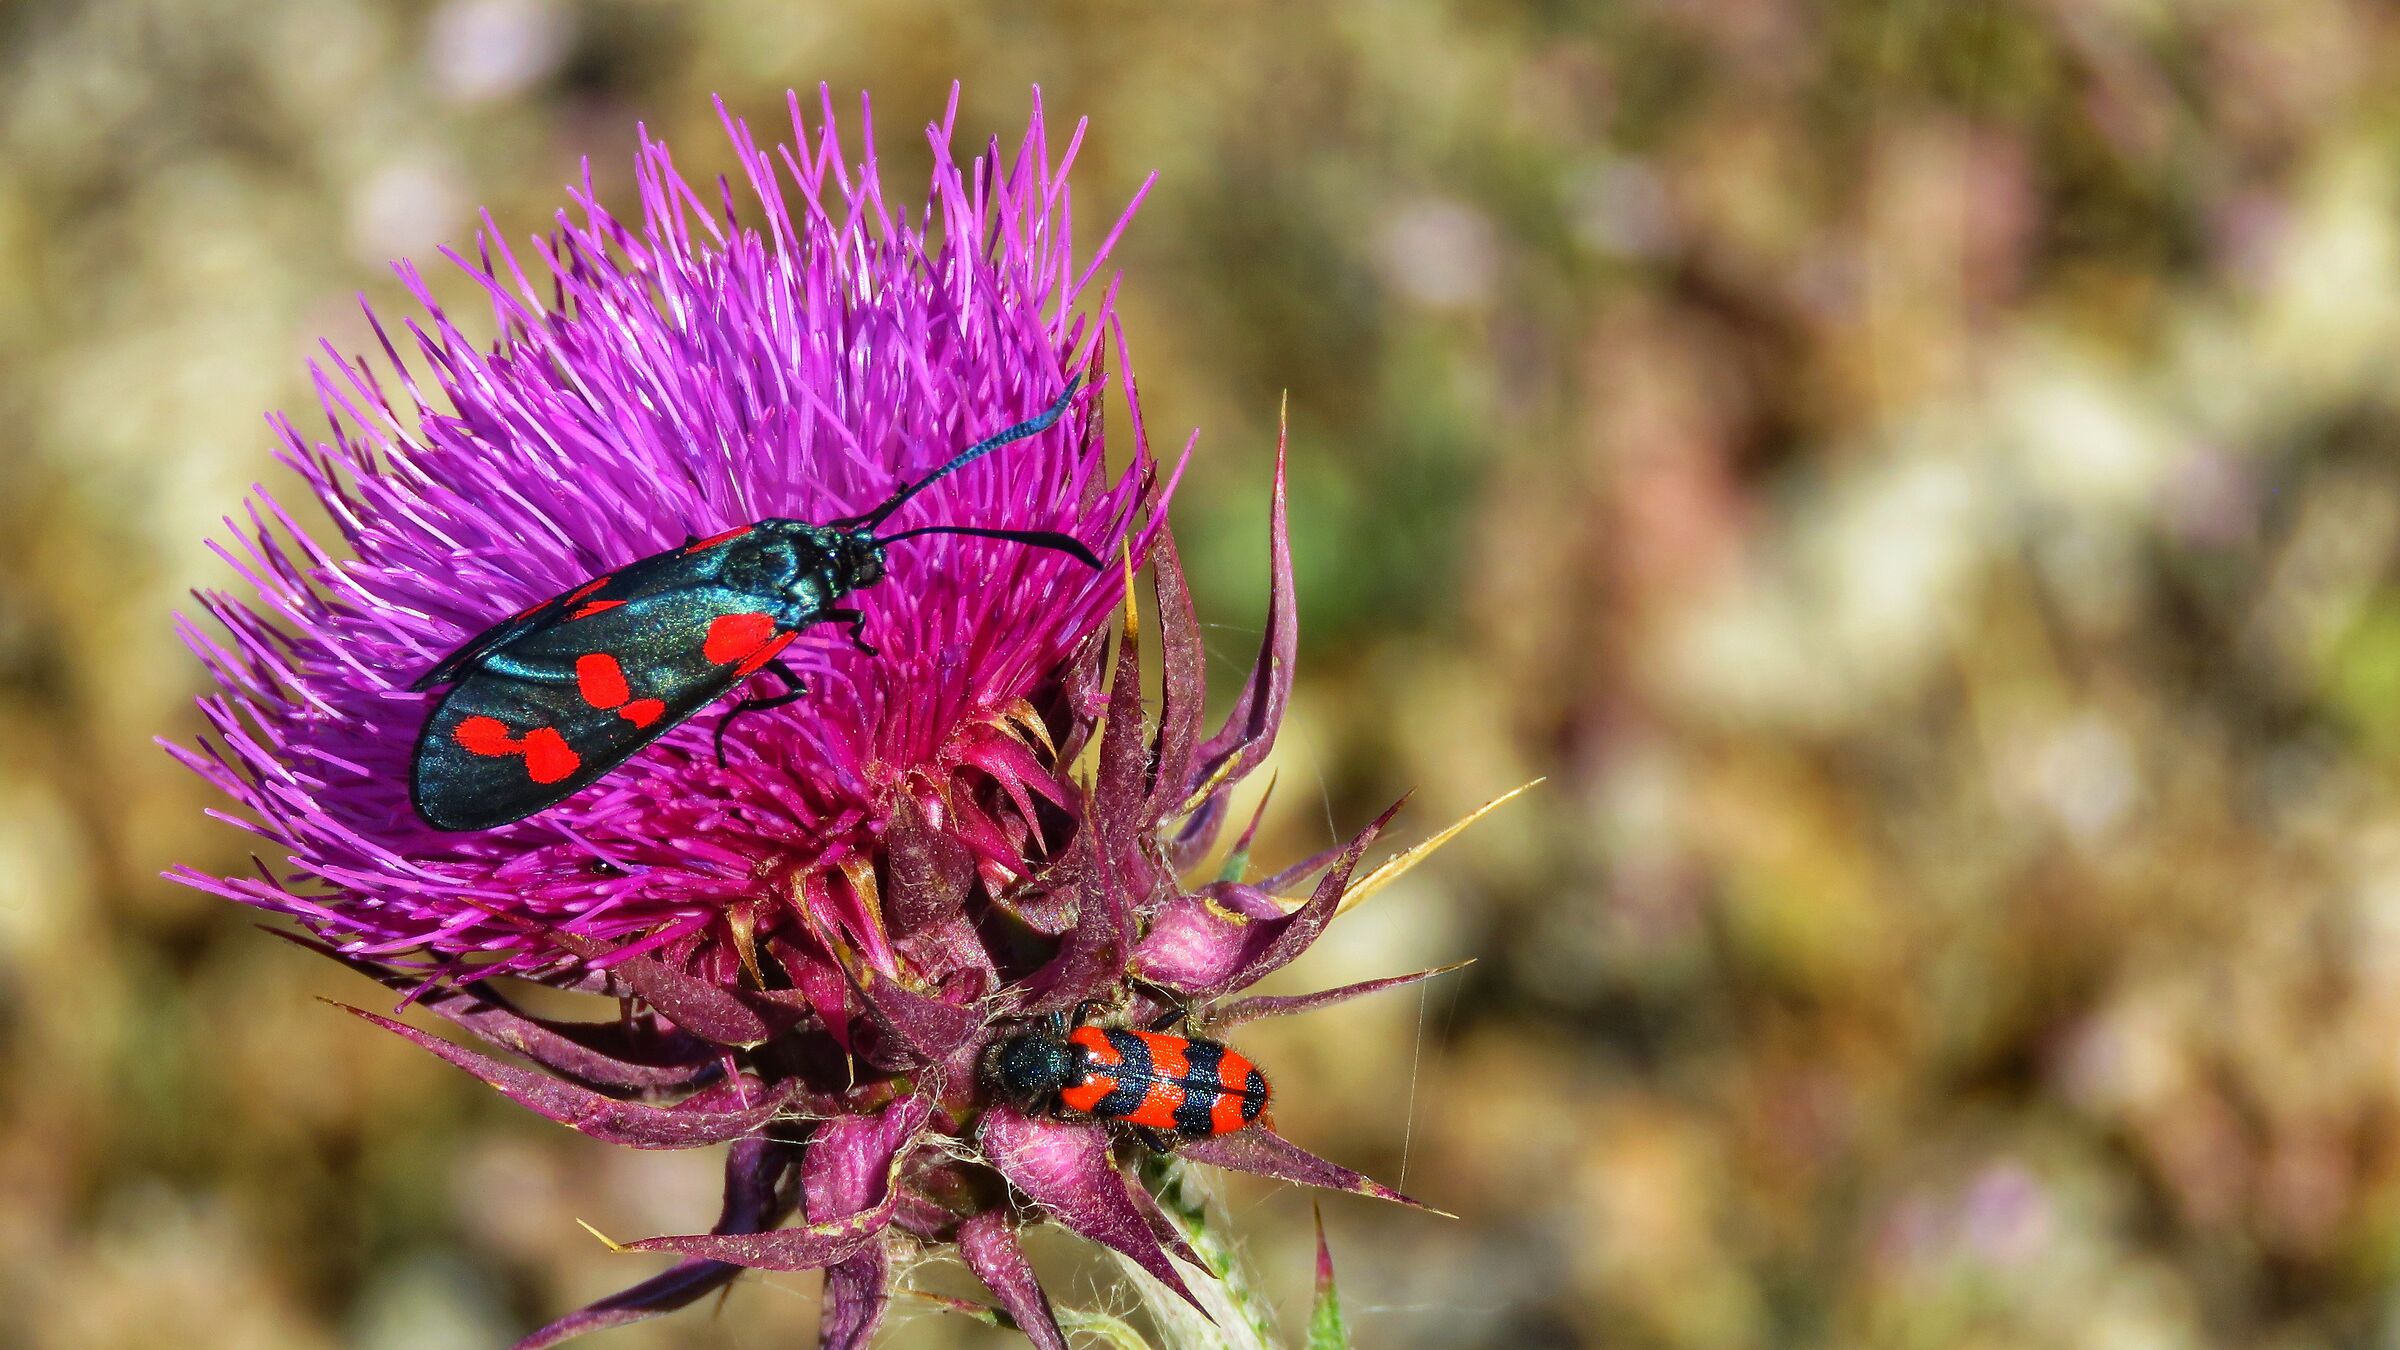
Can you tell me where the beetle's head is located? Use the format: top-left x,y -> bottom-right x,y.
984,1026 -> 1079,1108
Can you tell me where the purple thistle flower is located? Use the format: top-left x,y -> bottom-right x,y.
170,87 -> 1460,1346
170,84 -> 1152,981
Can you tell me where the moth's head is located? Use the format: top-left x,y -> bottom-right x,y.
838,528 -> 887,589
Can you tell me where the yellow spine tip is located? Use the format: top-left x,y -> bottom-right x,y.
1334,778 -> 1545,918
576,1219 -> 629,1253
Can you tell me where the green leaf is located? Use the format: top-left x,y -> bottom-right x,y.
1307,1203 -> 1351,1350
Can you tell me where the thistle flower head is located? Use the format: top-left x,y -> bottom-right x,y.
172,88 -> 1463,1347
171,86 -> 1158,984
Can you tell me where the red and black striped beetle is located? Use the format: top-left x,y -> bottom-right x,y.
986,1004 -> 1272,1153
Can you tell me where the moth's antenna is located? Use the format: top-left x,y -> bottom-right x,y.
843,376 -> 1085,530
877,525 -> 1101,567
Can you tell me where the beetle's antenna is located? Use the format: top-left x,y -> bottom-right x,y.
876,525 -> 1101,568
841,376 -> 1085,530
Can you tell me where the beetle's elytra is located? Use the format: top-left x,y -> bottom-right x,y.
987,1006 -> 1272,1152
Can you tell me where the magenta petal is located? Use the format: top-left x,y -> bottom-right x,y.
276,932 -> 714,1091
957,1211 -> 1067,1350
338,1004 -> 789,1148
1136,799 -> 1403,999
1207,962 -> 1472,1028
512,1137 -> 794,1349
817,1241 -> 890,1350
979,1105 -> 1201,1311
1180,1127 -> 1429,1210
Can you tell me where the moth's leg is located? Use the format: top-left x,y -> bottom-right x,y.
713,657 -> 810,766
819,607 -> 877,656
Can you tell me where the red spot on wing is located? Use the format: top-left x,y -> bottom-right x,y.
576,653 -> 631,709
732,630 -> 796,679
704,611 -> 778,664
454,715 -> 517,757
521,728 -> 581,784
570,651 -> 665,728
452,715 -> 584,786
569,599 -> 625,619
1060,1075 -> 1115,1114
515,575 -> 609,621
684,526 -> 750,554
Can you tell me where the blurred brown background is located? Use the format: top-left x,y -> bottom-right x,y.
9,0 -> 2400,1346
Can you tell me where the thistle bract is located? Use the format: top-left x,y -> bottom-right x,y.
171,88 -> 1443,1346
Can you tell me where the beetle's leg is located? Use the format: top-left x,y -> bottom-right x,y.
1071,998 -> 1107,1029
1131,1127 -> 1180,1155
1146,1003 -> 1192,1033
1043,1010 -> 1071,1039
820,607 -> 877,656
713,658 -> 810,766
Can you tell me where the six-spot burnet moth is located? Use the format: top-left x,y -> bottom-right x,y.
407,379 -> 1099,832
